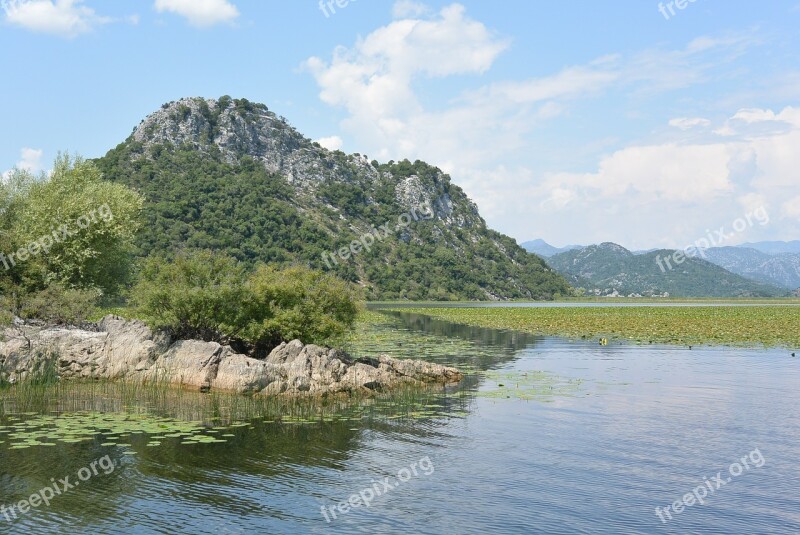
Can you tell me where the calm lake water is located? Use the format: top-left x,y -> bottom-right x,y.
2,309 -> 799,534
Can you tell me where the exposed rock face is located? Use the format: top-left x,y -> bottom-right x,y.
0,316 -> 462,395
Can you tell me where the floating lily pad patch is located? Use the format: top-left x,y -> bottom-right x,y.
0,412 -> 244,450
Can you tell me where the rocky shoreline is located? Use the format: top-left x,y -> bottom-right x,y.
0,316 -> 462,396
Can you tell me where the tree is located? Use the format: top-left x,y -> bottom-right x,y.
0,154 -> 143,322
15,154 -> 144,294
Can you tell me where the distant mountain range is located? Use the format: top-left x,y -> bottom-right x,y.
738,241 -> 800,255
526,239 -> 800,292
535,242 -> 788,297
689,247 -> 800,290
521,239 -> 583,257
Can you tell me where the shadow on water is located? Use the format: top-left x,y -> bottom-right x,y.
349,308 -> 543,374
387,310 -> 540,351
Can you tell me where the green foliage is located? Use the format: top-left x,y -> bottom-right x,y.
15,154 -> 144,294
95,145 -> 331,267
0,154 -> 143,325
130,251 -> 362,353
16,284 -> 99,325
398,305 -> 800,348
130,251 -> 248,342
547,243 -> 786,298
0,308 -> 12,327
240,264 -> 362,352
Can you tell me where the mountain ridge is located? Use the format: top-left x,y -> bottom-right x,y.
521,239 -> 583,258
529,238 -> 800,291
546,242 -> 787,297
95,96 -> 571,301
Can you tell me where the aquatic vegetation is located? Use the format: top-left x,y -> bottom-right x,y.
479,370 -> 583,401
343,310 -> 511,371
0,374 -> 474,451
392,305 -> 800,348
0,412 -> 229,451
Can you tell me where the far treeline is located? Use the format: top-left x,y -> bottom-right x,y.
0,156 -> 360,355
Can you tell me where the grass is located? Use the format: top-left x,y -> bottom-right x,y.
389,305 -> 800,348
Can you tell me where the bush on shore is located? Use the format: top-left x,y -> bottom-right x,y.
130,251 -> 362,355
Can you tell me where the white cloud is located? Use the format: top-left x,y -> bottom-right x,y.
305,6 -> 793,247
315,136 -> 343,151
17,147 -> 43,172
154,0 -> 239,27
3,147 -> 44,179
2,0 -> 111,37
305,5 -> 759,178
392,0 -> 429,18
781,196 -> 800,220
732,108 -> 778,123
528,107 -> 800,246
669,117 -> 711,130
306,3 -> 509,113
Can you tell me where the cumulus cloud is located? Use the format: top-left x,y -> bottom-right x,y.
560,143 -> 735,202
305,5 -> 793,247
305,4 -> 758,175
3,147 -> 44,179
315,136 -> 343,151
154,0 -> 239,27
392,0 -> 429,18
1,0 -> 111,37
533,107 -> 800,246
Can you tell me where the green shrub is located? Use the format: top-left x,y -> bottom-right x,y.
130,251 -> 362,354
130,251 -> 248,343
0,308 -> 13,327
240,264 -> 362,353
16,283 -> 100,325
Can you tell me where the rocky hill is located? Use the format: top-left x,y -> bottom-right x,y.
547,242 -> 787,297
95,96 -> 570,301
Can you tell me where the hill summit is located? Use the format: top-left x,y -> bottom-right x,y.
95,96 -> 570,300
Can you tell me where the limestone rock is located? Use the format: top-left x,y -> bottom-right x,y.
0,316 -> 463,396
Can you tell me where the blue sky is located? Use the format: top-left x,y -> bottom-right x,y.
2,0 -> 799,249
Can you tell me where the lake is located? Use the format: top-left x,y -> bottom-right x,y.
1,309 -> 799,534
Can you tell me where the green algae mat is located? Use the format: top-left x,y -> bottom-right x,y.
390,306 -> 800,348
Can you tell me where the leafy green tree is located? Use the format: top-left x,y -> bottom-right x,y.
15,154 -> 144,293
0,155 -> 143,322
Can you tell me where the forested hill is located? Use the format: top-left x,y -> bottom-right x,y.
95,96 -> 570,300
547,242 -> 787,297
